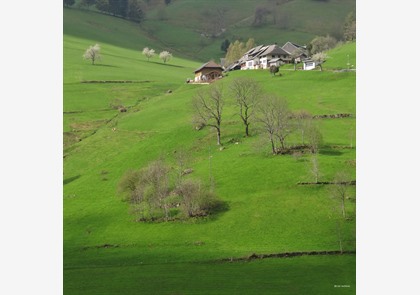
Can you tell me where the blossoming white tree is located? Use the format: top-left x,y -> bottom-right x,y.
83,44 -> 101,65
159,51 -> 172,63
312,52 -> 329,71
142,47 -> 155,61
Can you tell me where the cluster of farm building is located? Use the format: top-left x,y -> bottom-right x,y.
191,41 -> 318,83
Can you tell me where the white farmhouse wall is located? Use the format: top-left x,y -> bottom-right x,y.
260,57 -> 268,69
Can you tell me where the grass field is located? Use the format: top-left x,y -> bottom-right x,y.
65,256 -> 355,295
64,7 -> 356,295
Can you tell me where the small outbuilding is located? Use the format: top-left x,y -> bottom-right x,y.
303,59 -> 317,70
193,61 -> 224,83
268,57 -> 281,68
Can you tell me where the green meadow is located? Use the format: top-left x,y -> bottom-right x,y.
64,7 -> 356,295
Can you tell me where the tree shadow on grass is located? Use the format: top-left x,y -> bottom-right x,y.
147,61 -> 186,68
206,200 -> 230,221
93,64 -> 119,68
319,149 -> 343,156
64,175 -> 81,185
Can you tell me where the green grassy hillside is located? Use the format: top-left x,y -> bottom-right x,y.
67,0 -> 355,62
64,6 -> 356,294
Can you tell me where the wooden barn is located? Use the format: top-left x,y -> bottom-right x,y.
193,61 -> 224,83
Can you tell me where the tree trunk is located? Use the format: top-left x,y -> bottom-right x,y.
270,135 -> 276,154
245,123 -> 249,137
164,204 -> 169,221
279,139 -> 285,151
341,198 -> 346,218
216,128 -> 221,145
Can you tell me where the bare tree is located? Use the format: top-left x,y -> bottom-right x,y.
83,44 -> 101,65
293,110 -> 312,145
117,169 -> 143,202
257,94 -> 292,154
174,148 -> 192,185
306,122 -> 323,153
118,159 -> 224,222
175,178 -> 222,218
257,94 -> 279,154
159,51 -> 172,63
145,160 -> 171,221
312,52 -> 329,71
309,154 -> 321,183
293,111 -> 323,152
230,78 -> 261,137
330,171 -> 350,218
142,47 -> 155,61
175,179 -> 200,217
118,168 -> 155,220
117,160 -> 171,221
192,85 -> 224,145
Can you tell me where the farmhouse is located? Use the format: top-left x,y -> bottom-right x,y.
226,41 -> 308,72
239,44 -> 290,70
193,61 -> 224,83
281,41 -> 308,63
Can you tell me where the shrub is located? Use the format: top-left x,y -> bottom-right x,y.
118,161 -> 225,221
269,65 -> 279,76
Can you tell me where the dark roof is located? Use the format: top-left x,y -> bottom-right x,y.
244,45 -> 265,56
282,42 -> 307,56
225,62 -> 241,71
258,45 -> 289,57
194,61 -> 224,73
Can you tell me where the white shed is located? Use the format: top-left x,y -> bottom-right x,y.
303,59 -> 316,71
268,57 -> 281,68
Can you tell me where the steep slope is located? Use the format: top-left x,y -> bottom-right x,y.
64,7 -> 356,294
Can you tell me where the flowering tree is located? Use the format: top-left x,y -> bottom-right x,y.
83,44 -> 101,65
142,47 -> 155,61
312,52 -> 329,71
159,51 -> 172,63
